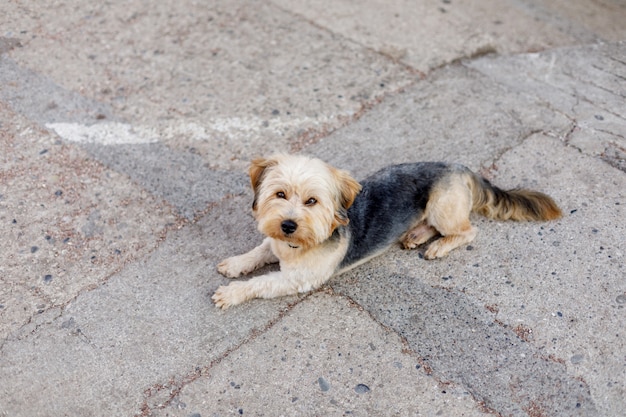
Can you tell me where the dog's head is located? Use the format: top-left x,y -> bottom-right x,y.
249,154 -> 361,249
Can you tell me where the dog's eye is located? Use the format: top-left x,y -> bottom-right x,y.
305,197 -> 317,206
276,191 -> 286,199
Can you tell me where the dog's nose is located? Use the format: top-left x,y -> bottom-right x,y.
281,220 -> 298,235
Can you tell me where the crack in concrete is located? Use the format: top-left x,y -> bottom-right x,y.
562,121 -> 579,146
479,128 -> 545,179
596,128 -> 626,142
591,62 -> 626,83
600,142 -> 626,173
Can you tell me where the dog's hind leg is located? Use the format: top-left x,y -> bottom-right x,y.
423,174 -> 477,259
402,221 -> 439,249
424,222 -> 476,259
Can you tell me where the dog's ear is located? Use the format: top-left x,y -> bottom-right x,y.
334,168 -> 361,210
249,157 -> 278,210
331,167 -> 362,226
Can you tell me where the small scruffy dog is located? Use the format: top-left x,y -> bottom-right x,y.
212,154 -> 561,309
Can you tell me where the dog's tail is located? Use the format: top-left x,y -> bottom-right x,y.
469,174 -> 562,221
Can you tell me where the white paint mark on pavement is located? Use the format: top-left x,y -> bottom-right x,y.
46,122 -> 158,145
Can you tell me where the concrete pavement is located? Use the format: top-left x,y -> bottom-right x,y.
1,1 -> 625,416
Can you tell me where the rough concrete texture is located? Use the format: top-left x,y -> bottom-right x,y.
1,0 -> 415,170
0,1 -> 625,416
152,294 -> 491,417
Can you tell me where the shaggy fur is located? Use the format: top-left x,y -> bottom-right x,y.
212,155 -> 561,309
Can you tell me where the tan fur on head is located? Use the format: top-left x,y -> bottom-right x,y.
249,154 -> 361,249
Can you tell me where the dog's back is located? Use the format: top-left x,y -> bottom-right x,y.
338,162 -> 561,270
339,162 -> 450,269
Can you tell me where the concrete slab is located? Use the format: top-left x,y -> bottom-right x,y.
80,141 -> 249,220
274,0 -> 626,73
151,293 -> 491,417
478,135 -> 625,417
0,57 -> 248,219
0,103 -> 178,342
332,272 -> 597,416
0,196 -> 296,416
0,56 -> 116,126
468,41 -> 626,166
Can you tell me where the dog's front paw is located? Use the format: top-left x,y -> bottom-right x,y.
217,256 -> 246,278
212,282 -> 250,309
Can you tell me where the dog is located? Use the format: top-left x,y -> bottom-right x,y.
212,154 -> 561,309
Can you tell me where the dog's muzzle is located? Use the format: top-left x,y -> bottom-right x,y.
281,219 -> 298,235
